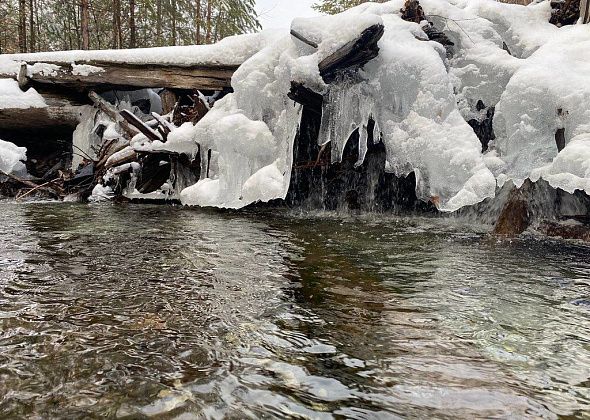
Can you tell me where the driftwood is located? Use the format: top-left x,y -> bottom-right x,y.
288,23 -> 384,110
1,61 -> 237,92
119,109 -> 161,141
88,91 -> 138,138
136,154 -> 171,193
0,169 -> 62,197
16,178 -> 61,200
105,147 -> 138,169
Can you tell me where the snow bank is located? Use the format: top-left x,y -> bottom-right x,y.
0,79 -> 46,109
0,139 -> 28,176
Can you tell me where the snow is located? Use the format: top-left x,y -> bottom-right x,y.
175,0 -> 500,210
72,64 -> 104,76
0,139 -> 28,176
6,0 -> 590,211
4,31 -> 280,68
0,79 -> 47,109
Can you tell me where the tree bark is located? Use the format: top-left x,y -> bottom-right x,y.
206,0 -> 212,44
156,0 -> 162,45
195,0 -> 201,44
18,0 -> 27,53
29,0 -> 35,52
5,61 -> 237,91
81,0 -> 90,49
129,0 -> 136,48
113,0 -> 122,48
171,0 -> 177,45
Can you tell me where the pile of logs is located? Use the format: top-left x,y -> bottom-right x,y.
550,0 -> 589,26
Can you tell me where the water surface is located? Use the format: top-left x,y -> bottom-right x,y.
0,202 -> 589,418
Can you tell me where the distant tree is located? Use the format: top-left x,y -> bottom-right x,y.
19,0 -> 27,52
81,0 -> 90,49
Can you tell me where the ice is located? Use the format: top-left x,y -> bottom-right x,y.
177,34 -> 302,208
0,79 -> 46,109
0,139 -> 28,176
493,24 -> 590,192
89,184 -> 114,202
71,106 -> 100,170
7,0 -> 590,210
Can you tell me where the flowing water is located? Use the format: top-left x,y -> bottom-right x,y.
0,201 -> 589,419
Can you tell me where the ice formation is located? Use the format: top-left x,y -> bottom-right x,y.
166,0 -> 589,211
2,0 -> 588,212
0,139 -> 28,176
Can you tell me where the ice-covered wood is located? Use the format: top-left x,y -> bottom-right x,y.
318,23 -> 384,83
88,91 -> 138,138
288,23 -> 385,109
288,82 -> 323,115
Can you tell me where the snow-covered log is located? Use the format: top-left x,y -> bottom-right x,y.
0,62 -> 237,92
0,78 -> 84,130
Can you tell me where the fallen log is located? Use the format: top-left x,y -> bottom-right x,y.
0,62 -> 237,92
0,106 -> 84,130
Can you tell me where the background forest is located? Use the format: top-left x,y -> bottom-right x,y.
0,0 -> 389,54
0,0 -> 260,53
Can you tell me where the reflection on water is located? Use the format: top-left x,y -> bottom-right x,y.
0,202 -> 589,419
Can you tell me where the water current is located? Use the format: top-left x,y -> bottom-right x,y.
0,202 -> 589,419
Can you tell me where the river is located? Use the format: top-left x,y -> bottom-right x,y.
0,201 -> 589,418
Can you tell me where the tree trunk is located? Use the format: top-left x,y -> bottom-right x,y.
113,0 -> 122,48
206,0 -> 212,44
171,0 -> 177,45
72,0 -> 80,49
156,0 -> 162,45
81,0 -> 90,49
129,0 -> 136,48
18,0 -> 27,53
195,0 -> 201,44
28,0 -> 35,52
35,0 -> 41,51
